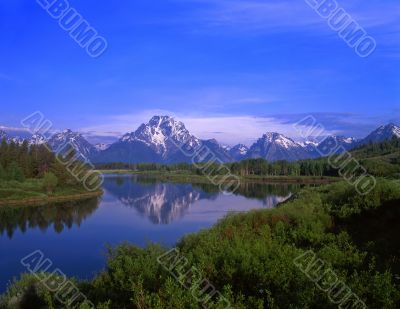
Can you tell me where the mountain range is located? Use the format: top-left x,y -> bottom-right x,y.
1,117 -> 399,163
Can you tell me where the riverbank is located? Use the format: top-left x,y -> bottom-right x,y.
0,179 -> 103,206
0,190 -> 103,207
98,169 -> 339,184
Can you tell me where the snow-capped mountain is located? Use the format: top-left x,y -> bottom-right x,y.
29,134 -> 47,146
247,132 -> 310,161
94,116 -> 231,164
297,140 -> 321,158
201,139 -> 233,163
93,121 -> 400,163
314,135 -> 358,156
95,143 -> 110,151
229,144 -> 249,161
0,130 -> 25,145
359,123 -> 400,145
0,130 -> 7,141
1,120 -> 399,163
121,115 -> 202,157
47,129 -> 98,159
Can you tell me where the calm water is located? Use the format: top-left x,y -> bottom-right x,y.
0,175 -> 300,292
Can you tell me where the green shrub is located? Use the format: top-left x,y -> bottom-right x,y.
42,172 -> 58,194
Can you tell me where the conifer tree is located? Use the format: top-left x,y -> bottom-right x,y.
0,163 -> 5,180
6,161 -> 25,182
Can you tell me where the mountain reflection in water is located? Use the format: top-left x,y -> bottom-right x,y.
103,175 -> 297,224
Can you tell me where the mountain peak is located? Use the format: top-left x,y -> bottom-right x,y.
248,132 -> 308,161
204,138 -> 219,145
382,122 -> 399,133
48,130 -> 96,158
229,144 -> 249,160
0,130 -> 7,139
29,133 -> 47,145
262,132 -> 281,138
380,122 -> 396,127
260,132 -> 299,150
119,115 -> 200,159
148,115 -> 174,126
361,123 -> 400,144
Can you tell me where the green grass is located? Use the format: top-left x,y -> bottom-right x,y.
98,169 -> 339,184
0,179 -> 101,205
0,179 -> 46,200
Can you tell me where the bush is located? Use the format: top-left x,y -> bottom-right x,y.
42,172 -> 58,194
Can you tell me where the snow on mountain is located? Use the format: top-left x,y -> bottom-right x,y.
120,116 -> 202,156
1,121 -> 399,164
95,143 -> 110,151
47,129 -> 98,159
313,135 -> 358,156
221,145 -> 231,152
297,140 -> 321,158
229,144 -> 249,161
95,116 -> 232,164
360,123 -> 400,145
29,134 -> 47,145
247,132 -> 310,161
0,130 -> 7,141
0,130 -> 25,145
11,137 -> 24,145
262,132 -> 300,149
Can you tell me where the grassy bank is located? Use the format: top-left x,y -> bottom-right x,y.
98,169 -> 339,184
2,178 -> 399,308
0,179 -> 103,206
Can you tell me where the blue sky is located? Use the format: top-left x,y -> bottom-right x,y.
0,0 -> 399,145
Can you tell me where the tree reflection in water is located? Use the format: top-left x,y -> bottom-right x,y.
0,198 -> 100,239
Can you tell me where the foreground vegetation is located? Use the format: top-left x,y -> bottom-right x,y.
0,139 -> 101,205
1,177 -> 399,308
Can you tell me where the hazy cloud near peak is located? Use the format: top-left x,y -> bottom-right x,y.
79,110 -> 339,146
78,109 -> 400,146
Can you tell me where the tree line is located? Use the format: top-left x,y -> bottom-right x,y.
0,138 -> 92,191
97,137 -> 400,178
96,158 -> 339,177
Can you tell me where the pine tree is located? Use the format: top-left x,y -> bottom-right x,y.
6,161 -> 25,182
0,163 -> 5,180
0,138 -> 8,167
